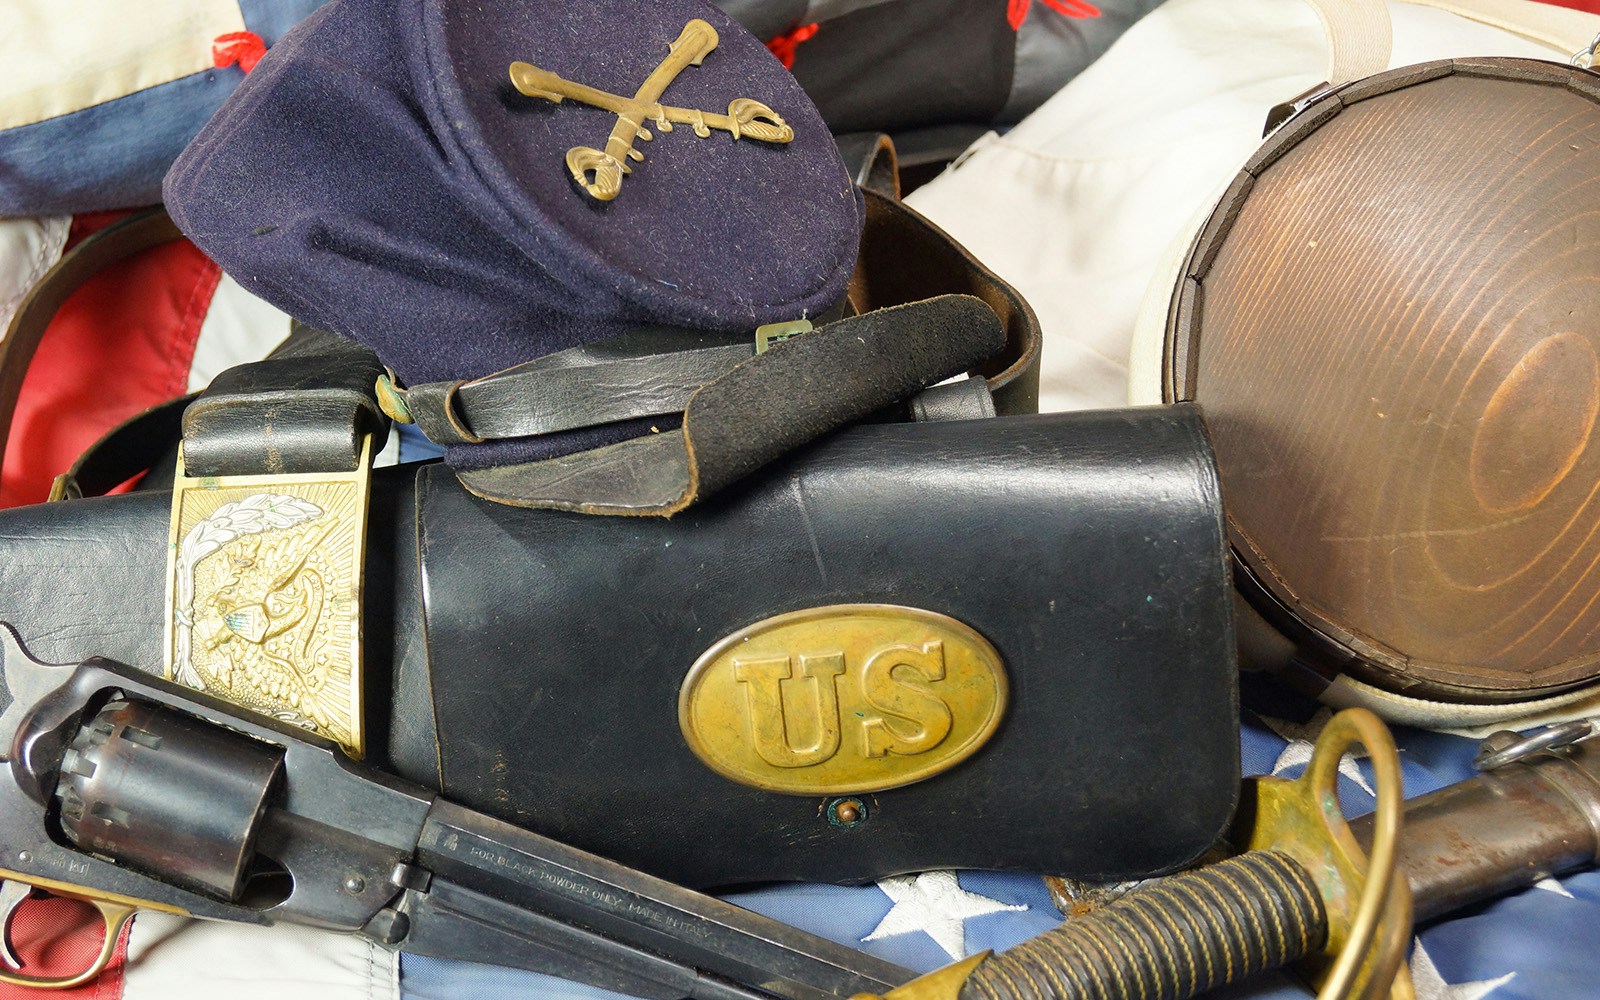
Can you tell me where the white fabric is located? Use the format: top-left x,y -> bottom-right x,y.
0,216 -> 69,339
0,0 -> 247,131
906,0 -> 1585,414
122,912 -> 398,1000
1305,0 -> 1600,82
1306,0 -> 1394,83
188,271 -> 293,393
1411,0 -> 1600,51
861,871 -> 1028,960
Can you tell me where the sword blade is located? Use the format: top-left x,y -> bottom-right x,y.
399,801 -> 914,1000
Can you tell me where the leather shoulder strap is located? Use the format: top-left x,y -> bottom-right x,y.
0,208 -> 183,495
48,395 -> 192,501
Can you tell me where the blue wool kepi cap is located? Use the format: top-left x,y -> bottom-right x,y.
165,0 -> 861,418
166,0 -> 1014,516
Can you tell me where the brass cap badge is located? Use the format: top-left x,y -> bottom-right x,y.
510,19 -> 795,201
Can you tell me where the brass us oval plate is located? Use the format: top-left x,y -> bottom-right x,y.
679,604 -> 1008,795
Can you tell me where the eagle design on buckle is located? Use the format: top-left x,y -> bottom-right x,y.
510,18 -> 795,201
164,441 -> 373,759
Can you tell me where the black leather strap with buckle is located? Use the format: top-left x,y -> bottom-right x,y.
180,323 -> 389,478
397,328 -> 767,447
5,178 -> 1040,515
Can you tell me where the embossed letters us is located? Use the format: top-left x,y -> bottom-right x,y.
679,607 -> 1007,795
734,643 -> 955,768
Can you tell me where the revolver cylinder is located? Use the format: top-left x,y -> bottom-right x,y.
53,699 -> 284,901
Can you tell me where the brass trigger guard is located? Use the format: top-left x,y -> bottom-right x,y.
1236,707 -> 1413,1000
0,887 -> 137,990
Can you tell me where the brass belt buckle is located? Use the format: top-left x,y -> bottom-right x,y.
162,436 -> 373,758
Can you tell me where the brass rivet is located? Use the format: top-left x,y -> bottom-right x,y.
827,797 -> 868,829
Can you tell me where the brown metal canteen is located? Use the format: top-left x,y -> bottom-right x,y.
1161,57 -> 1600,706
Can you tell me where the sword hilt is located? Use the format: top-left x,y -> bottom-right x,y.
565,147 -> 629,201
859,709 -> 1414,1000
958,850 -> 1325,1000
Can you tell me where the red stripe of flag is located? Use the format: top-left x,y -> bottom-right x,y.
1,212 -> 219,507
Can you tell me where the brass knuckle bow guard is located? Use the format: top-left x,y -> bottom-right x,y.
859,708 -> 1413,1000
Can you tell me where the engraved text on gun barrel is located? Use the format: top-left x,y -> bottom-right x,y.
678,605 -> 1007,794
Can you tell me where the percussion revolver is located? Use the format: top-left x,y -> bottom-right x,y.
0,623 -> 913,997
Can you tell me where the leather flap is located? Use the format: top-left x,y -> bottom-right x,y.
452,294 -> 1005,515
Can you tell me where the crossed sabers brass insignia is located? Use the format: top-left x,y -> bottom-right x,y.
510,19 -> 794,202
